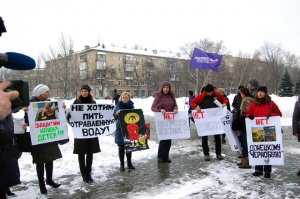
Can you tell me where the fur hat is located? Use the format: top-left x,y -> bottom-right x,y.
257,86 -> 268,93
32,84 -> 49,97
81,85 -> 91,92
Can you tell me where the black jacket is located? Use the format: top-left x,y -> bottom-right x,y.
198,95 -> 219,109
0,115 -> 20,191
72,96 -> 101,154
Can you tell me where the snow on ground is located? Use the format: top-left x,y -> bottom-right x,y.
12,94 -> 298,198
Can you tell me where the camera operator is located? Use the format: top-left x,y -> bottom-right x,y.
0,16 -> 35,198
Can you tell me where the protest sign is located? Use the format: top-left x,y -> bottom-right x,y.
222,110 -> 241,152
246,116 -> 284,165
68,104 -> 116,138
154,111 -> 190,140
193,107 -> 225,136
119,109 -> 149,152
13,117 -> 25,134
28,101 -> 68,145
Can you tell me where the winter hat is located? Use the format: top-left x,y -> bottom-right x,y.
257,86 -> 268,93
204,84 -> 215,93
162,81 -> 171,87
32,84 -> 49,97
248,79 -> 260,89
81,85 -> 91,92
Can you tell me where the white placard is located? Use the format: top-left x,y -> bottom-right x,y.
13,117 -> 25,134
222,110 -> 241,152
28,101 -> 69,145
193,107 -> 225,136
154,111 -> 190,140
68,104 -> 116,138
246,116 -> 284,166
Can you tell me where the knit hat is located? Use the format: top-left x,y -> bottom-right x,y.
162,81 -> 171,87
204,84 -> 215,93
257,86 -> 268,93
81,85 -> 91,92
32,84 -> 50,97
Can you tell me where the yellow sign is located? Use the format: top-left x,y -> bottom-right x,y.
124,112 -> 140,124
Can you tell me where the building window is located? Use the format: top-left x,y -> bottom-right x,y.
97,54 -> 106,61
96,70 -> 106,80
80,62 -> 88,80
125,63 -> 135,72
96,61 -> 106,70
125,71 -> 134,80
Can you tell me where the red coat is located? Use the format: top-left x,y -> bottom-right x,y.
191,91 -> 229,109
246,100 -> 282,117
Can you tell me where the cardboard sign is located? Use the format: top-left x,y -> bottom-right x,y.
28,101 -> 68,145
119,109 -> 149,152
246,116 -> 284,166
222,110 -> 241,152
193,107 -> 225,136
68,104 -> 116,138
155,111 -> 190,140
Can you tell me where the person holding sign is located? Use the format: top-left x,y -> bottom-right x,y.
237,87 -> 254,169
114,92 -> 136,171
27,84 -> 62,194
247,86 -> 282,178
151,81 -> 178,163
72,85 -> 100,183
191,84 -> 229,161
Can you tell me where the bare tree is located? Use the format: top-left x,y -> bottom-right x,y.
259,42 -> 285,94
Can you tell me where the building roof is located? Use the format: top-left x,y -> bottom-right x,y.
80,44 -> 190,60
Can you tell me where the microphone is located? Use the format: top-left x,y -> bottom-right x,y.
0,52 -> 36,70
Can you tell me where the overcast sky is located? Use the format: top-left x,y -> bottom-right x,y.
1,0 -> 300,60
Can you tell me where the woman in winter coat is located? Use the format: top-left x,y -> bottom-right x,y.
191,84 -> 229,161
27,84 -> 62,194
246,86 -> 282,178
114,91 -> 135,171
292,96 -> 300,176
237,87 -> 255,169
151,81 -> 178,163
72,85 -> 100,183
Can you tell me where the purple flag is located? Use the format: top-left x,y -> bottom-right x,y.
190,48 -> 223,71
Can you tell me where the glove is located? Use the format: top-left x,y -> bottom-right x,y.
248,115 -> 254,120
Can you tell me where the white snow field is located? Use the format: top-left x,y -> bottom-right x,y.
11,95 -> 300,199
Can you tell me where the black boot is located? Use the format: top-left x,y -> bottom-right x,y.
126,152 -> 135,170
85,154 -> 94,183
36,163 -> 47,195
45,162 -> 61,188
78,154 -> 88,182
119,145 -> 125,172
6,188 -> 15,196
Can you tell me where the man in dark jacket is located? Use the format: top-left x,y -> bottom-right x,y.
191,84 -> 229,161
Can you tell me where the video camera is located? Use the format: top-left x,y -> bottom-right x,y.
0,17 -> 36,111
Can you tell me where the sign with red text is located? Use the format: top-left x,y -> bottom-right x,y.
246,116 -> 284,165
154,111 -> 190,140
28,101 -> 68,145
192,107 -> 225,136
